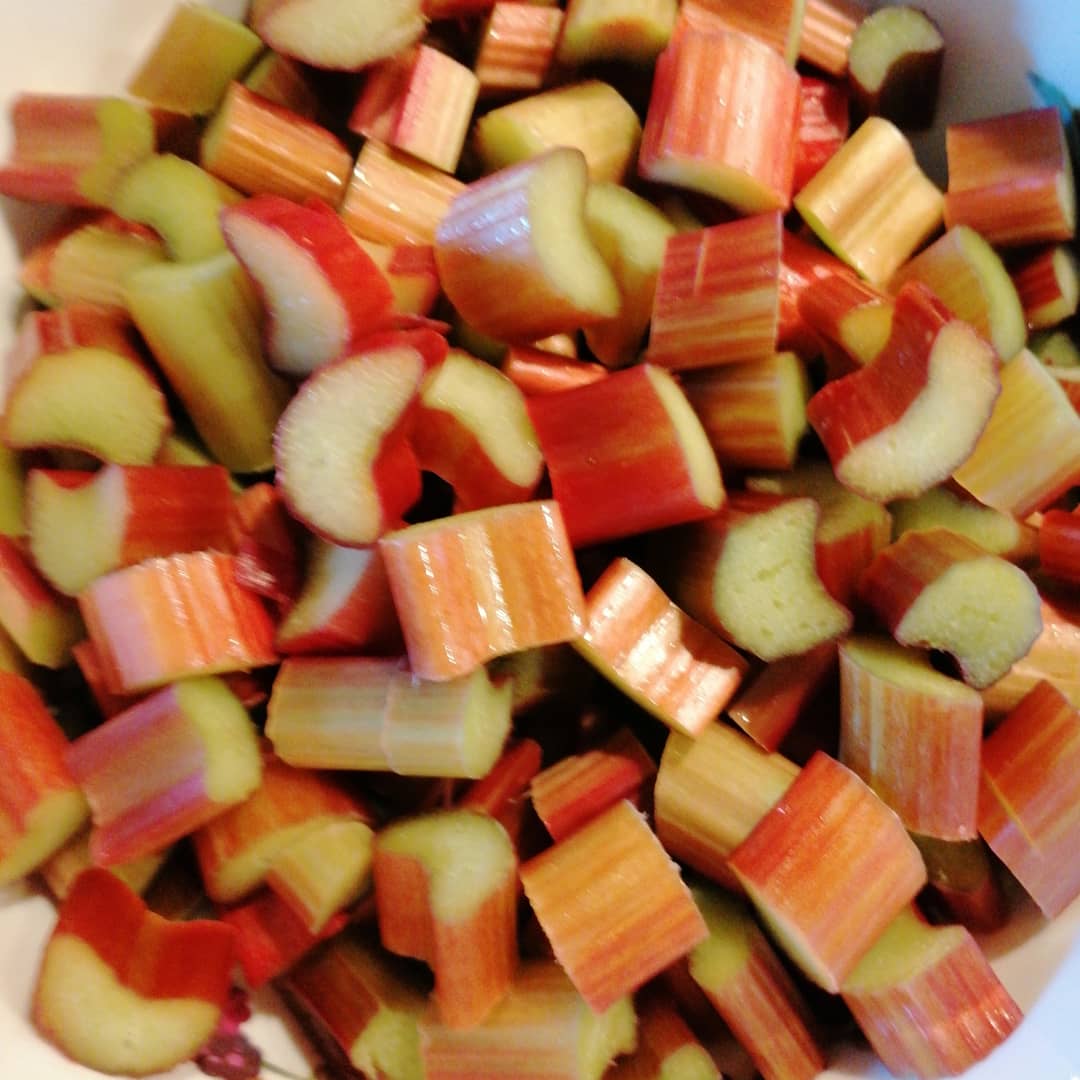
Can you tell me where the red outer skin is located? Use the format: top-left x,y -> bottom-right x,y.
231,482 -> 303,610
1038,508 -> 1080,585
72,639 -> 139,719
221,887 -> 350,989
221,194 -> 395,366
50,867 -> 235,1004
458,737 -> 542,844
0,673 -> 83,836
815,512 -> 893,608
349,49 -> 416,140
501,348 -> 608,396
806,283 -> 969,464
0,534 -> 77,637
777,229 -> 851,358
527,364 -> 722,548
798,273 -> 890,361
793,76 -> 850,194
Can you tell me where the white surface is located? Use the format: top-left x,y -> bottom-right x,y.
0,1 -> 1079,1078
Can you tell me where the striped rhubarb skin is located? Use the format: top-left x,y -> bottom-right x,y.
839,635 -> 983,839
944,106 -> 1076,247
201,82 -> 351,206
689,883 -> 826,1080
379,501 -> 586,682
797,272 -> 893,370
1010,244 -> 1079,330
979,680 -> 1080,917
841,906 -> 1022,1078
475,4 -> 564,93
458,737 -> 543,846
776,228 -> 852,358
639,27 -> 800,213
798,0 -> 863,74
793,75 -> 850,194
677,0 -> 805,65
647,214 -> 783,370
728,751 -> 927,992
78,551 -> 277,695
954,349 -> 1080,516
520,799 -> 707,1012
574,557 -> 748,738
341,137 -> 466,247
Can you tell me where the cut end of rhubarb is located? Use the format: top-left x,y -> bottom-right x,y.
0,787 -> 89,887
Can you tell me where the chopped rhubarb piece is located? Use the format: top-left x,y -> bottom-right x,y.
0,94 -> 155,207
806,282 -> 1000,503
794,117 -> 943,284
689,883 -> 825,1080
40,827 -> 166,902
250,0 -> 425,71
435,147 -> 619,342
220,886 -> 350,990
340,138 -> 466,247
354,238 -> 440,317
646,213 -> 783,370
474,81 -> 641,184
475,4 -> 564,93
78,552 -> 277,695
606,984 -> 717,1080
841,906 -> 1022,1078
33,868 -> 236,1077
201,82 -> 352,206
858,527 -> 1042,690
0,535 -> 83,668
655,720 -> 798,887
501,348 -> 609,396
797,271 -> 894,370
420,960 -> 636,1080
847,5 -> 943,128
0,672 -> 88,885
890,485 -> 1039,563
276,540 -> 400,655
520,799 -> 706,1012
663,493 -> 851,661
266,656 -> 512,779
793,75 -> 850,194
776,227 -> 853,358
231,481 -> 303,611
1011,244 -> 1080,329
682,353 -> 809,470
746,458 -> 894,607
944,106 -> 1076,247
126,3 -> 262,116
528,364 -> 722,547
953,349 -> 1080,517
558,0 -> 676,66
639,27 -> 800,213
726,642 -> 837,752
379,501 -> 586,681
374,808 -> 518,1027
410,349 -> 543,511
573,557 -> 747,737
26,463 -> 234,596
273,338 -> 438,545
677,0 -> 805,63
914,835 -> 1008,934
530,727 -> 655,843
458,737 -> 543,839
798,0 -> 862,73
72,638 -> 138,719
839,635 -> 983,839
66,676 -> 263,865
124,251 -> 289,474
243,51 -> 321,119
221,194 -> 395,377
583,181 -> 676,368
194,752 -> 371,904
1039,508 -> 1080,584
351,45 -> 479,173
728,751 -> 927,992
891,224 -> 1026,361
979,680 -> 1080,916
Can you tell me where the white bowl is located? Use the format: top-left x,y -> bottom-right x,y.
0,2 -> 1078,1077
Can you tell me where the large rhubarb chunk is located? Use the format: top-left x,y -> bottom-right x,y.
33,868 -> 236,1076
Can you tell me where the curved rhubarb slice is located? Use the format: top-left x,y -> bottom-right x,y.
841,906 -> 1022,1078
839,635 -> 983,840
728,751 -> 927,993
374,808 -> 518,1028
573,557 -> 747,738
0,673 -> 88,886
274,338 -> 440,545
665,493 -> 852,662
858,527 -> 1042,690
806,283 -> 1000,502
250,0 -> 425,71
434,147 -> 619,342
33,868 -> 236,1077
222,194 -> 395,377
66,676 -> 263,866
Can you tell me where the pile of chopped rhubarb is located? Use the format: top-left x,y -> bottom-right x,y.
1,0 -> 1079,1078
